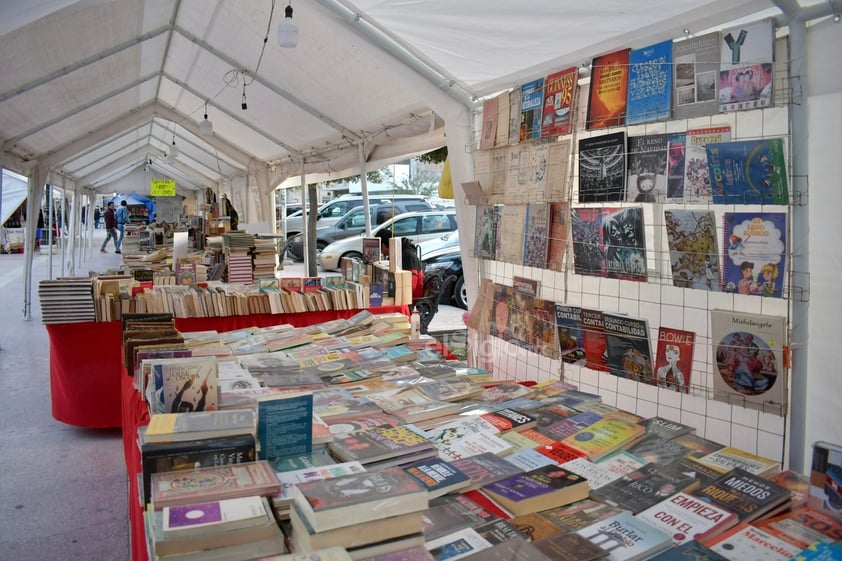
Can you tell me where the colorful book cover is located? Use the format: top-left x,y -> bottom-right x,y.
695,446 -> 779,476
256,391 -> 314,462
702,523 -> 802,560
537,411 -> 603,442
603,313 -> 653,383
635,491 -> 739,546
752,506 -> 842,549
808,441 -> 842,522
520,78 -> 545,142
626,39 -> 673,125
626,133 -> 669,203
327,424 -> 435,464
590,462 -> 699,514
362,237 -> 381,265
555,304 -> 586,365
664,210 -> 720,291
695,468 -> 791,523
481,464 -> 590,516
539,499 -> 625,532
545,202 -> 570,272
586,48 -> 630,130
541,67 -> 578,138
722,212 -> 787,298
719,19 -> 775,112
473,205 -> 500,260
707,138 -> 789,204
536,440 -> 588,465
654,327 -> 696,393
576,510 -> 673,560
684,125 -> 731,204
530,298 -> 558,359
768,469 -> 810,510
581,308 -> 609,372
402,457 -> 471,498
710,309 -> 787,412
666,132 -> 687,202
511,276 -> 539,297
506,290 -> 533,350
522,202 -> 550,268
425,526 -> 493,561
672,31 -> 722,120
600,207 -> 647,281
447,452 -> 523,492
275,460 -> 367,504
578,131 -> 627,202
159,358 -> 219,413
489,283 -> 513,341
479,96 -> 498,151
594,450 -> 647,477
151,460 -> 279,509
562,416 -> 645,461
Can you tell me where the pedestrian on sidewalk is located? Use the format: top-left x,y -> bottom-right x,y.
100,202 -> 119,253
115,200 -> 129,252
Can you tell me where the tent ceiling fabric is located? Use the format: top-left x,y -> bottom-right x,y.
0,0 -> 779,195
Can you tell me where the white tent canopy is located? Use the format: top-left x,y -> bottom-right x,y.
1,169 -> 27,225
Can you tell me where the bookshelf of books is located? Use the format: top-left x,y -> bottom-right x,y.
465,19 -> 796,475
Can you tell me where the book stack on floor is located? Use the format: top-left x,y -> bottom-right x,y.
125,310 -> 842,561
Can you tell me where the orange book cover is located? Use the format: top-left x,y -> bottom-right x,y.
586,48 -> 630,130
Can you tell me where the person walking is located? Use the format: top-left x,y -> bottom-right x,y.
100,202 -> 119,253
115,200 -> 129,252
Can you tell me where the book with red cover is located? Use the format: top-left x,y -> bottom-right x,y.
541,67 -> 578,138
581,308 -> 609,372
586,48 -> 630,130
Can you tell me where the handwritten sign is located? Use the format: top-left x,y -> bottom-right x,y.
150,179 -> 176,196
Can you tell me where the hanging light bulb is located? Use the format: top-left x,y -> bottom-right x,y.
277,2 -> 299,48
165,136 -> 179,164
199,101 -> 213,136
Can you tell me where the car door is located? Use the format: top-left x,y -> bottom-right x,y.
332,208 -> 368,241
388,215 -> 421,239
416,213 -> 456,244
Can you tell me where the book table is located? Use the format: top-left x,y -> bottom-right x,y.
46,307 -> 409,428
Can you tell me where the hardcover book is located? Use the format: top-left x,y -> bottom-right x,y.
683,125 -> 731,204
589,462 -> 700,514
578,132 -> 627,202
710,309 -> 787,413
481,464 -> 590,516
664,209 -> 720,291
718,19 -> 775,113
721,212 -> 786,299
653,327 -> 696,394
150,460 -> 280,509
694,467 -> 791,523
541,67 -> 577,139
635,491 -> 739,545
586,49 -> 630,130
520,78 -> 545,142
555,304 -> 586,365
672,31 -> 721,120
576,510 -> 673,561
626,133 -> 669,203
626,40 -> 672,125
602,313 -> 653,382
292,466 -> 428,532
707,138 -> 788,204
701,522 -> 802,561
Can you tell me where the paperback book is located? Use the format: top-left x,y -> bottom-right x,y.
150,460 -> 281,509
520,78 -> 545,142
576,510 -> 673,561
545,202 -> 570,272
683,125 -> 731,204
522,202 -> 550,268
586,49 -> 630,130
707,138 -> 788,204
694,467 -> 791,523
578,132 -> 627,202
664,210 -> 720,291
555,304 -> 586,365
581,308 -> 610,372
473,205 -> 500,261
541,67 -> 577,138
480,464 -> 590,516
635,491 -> 739,545
626,39 -> 673,125
589,462 -> 700,514
666,132 -> 686,201
718,19 -> 775,113
603,313 -> 653,382
672,31 -> 721,120
654,327 -> 696,393
562,416 -> 645,461
701,522 -> 802,561
256,391 -> 314,462
626,133 -> 669,203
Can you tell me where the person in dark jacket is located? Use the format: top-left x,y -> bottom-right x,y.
100,202 -> 119,253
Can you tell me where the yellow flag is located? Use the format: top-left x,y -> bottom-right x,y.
438,156 -> 453,199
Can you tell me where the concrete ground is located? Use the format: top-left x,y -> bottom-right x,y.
0,228 -> 466,560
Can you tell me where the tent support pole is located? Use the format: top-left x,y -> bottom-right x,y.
359,143 -> 371,236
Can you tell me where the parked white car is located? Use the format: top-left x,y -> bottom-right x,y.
318,210 -> 457,271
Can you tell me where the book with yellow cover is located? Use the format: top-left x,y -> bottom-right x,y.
561,416 -> 645,461
695,446 -> 780,477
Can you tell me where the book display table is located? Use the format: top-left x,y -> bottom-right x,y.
46,306 -> 409,429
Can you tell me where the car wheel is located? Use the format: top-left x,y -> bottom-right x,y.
316,241 -> 328,255
453,275 -> 468,309
342,251 -> 363,263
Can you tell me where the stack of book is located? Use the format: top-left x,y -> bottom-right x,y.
38,277 -> 97,323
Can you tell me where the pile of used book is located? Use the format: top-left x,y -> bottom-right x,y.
126,310 -> 842,561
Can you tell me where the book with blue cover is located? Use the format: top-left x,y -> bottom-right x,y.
627,39 -> 673,125
721,212 -> 786,298
707,138 -> 788,204
520,78 -> 545,141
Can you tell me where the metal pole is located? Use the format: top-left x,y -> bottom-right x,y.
359,142 -> 371,235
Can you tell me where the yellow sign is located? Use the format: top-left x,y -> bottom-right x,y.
150,179 -> 176,196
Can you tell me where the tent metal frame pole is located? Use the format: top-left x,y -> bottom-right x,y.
359,143 -> 371,236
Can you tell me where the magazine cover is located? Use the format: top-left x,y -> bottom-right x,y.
489,283 -> 513,342
664,209 -> 720,291
520,78 -> 544,142
586,48 -> 630,130
498,204 -> 528,264
571,208 -> 603,278
555,304 -> 586,365
666,132 -> 686,202
530,298 -> 558,359
710,309 -> 787,413
626,39 -> 673,125
581,308 -> 609,372
654,327 -> 695,393
672,31 -> 721,119
522,203 -> 550,268
626,133 -> 669,203
722,212 -> 786,298
578,131 -> 627,203
603,313 -> 653,383
506,290 -> 534,350
506,142 -> 549,202
541,67 -> 577,139
707,137 -> 789,205
545,202 -> 570,272
600,207 -> 647,282
683,125 -> 731,204
719,19 -> 775,112
473,205 -> 500,260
